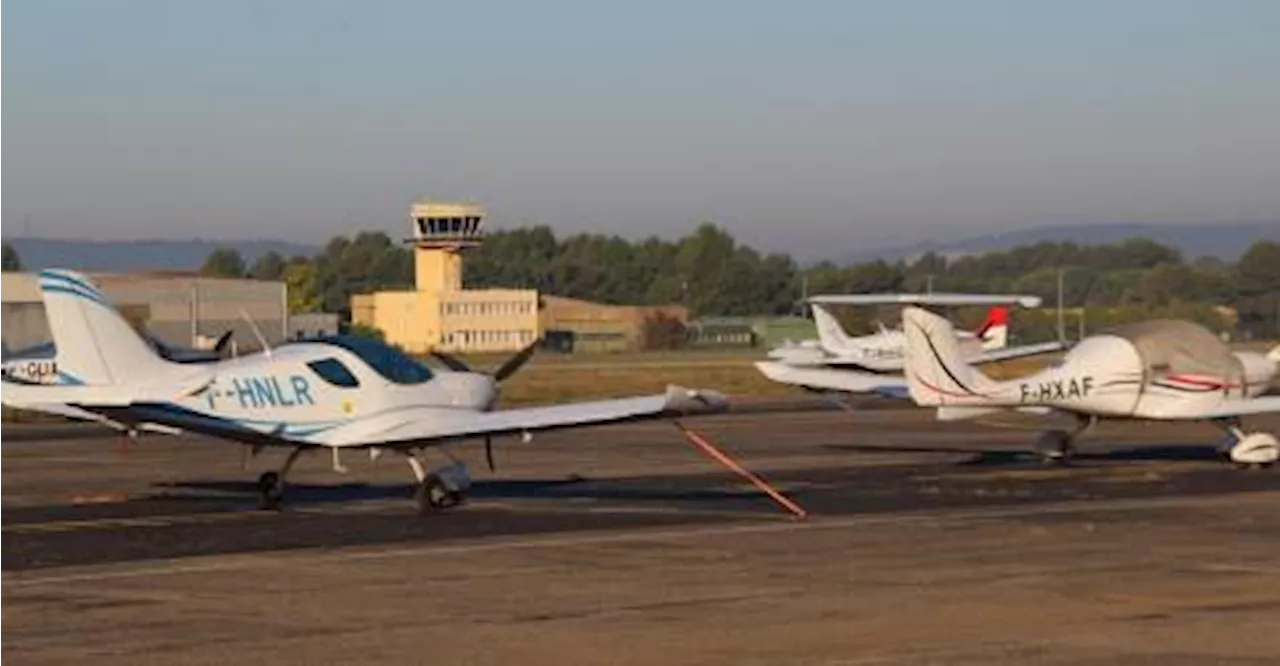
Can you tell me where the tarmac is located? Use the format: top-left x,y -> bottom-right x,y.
4,406 -> 1279,664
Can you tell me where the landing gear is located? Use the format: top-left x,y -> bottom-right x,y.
404,451 -> 471,514
1033,415 -> 1095,465
1218,422 -> 1279,469
1034,429 -> 1075,464
257,471 -> 284,509
257,447 -> 305,510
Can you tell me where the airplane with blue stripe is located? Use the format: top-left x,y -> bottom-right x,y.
2,270 -> 727,512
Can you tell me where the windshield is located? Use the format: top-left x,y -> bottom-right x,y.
317,336 -> 433,385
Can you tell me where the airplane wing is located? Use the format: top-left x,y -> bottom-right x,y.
972,340 -> 1068,365
754,361 -> 908,398
320,385 -> 728,449
809,293 -> 1043,308
1153,395 -> 1280,420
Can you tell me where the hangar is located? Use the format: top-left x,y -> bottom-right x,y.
1,271 -> 289,354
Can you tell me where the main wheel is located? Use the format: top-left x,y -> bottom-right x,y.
257,471 -> 285,510
415,475 -> 455,514
1034,430 -> 1074,465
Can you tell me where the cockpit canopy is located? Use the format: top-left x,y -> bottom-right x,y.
1104,319 -> 1241,382
311,335 -> 433,385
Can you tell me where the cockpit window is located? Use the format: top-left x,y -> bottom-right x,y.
307,357 -> 360,388
318,335 -> 433,385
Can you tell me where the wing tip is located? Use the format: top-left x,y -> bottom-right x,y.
663,385 -> 729,414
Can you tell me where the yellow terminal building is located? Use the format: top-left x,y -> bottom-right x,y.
351,202 -> 539,354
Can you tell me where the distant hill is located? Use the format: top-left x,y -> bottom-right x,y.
835,221 -> 1280,265
4,238 -> 319,272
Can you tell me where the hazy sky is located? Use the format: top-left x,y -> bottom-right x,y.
5,1 -> 1279,258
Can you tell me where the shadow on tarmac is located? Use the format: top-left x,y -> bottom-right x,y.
820,443 -> 1227,466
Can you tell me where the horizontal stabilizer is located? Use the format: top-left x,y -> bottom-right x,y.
810,293 -> 1043,308
755,361 -> 908,396
973,341 -> 1068,365
936,405 -> 1053,421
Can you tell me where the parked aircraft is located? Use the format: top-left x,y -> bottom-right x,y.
757,293 -> 1064,396
901,306 -> 1280,466
770,300 -> 1012,368
2,270 -> 729,512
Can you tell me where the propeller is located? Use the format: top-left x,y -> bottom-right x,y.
431,341 -> 541,474
429,339 -> 541,382
212,330 -> 235,354
430,350 -> 473,372
492,340 -> 539,382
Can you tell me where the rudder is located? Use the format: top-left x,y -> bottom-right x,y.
38,270 -> 171,385
811,303 -> 854,354
903,306 -> 998,406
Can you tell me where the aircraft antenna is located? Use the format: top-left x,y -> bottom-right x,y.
239,307 -> 273,359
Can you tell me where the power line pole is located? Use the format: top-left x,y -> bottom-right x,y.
1056,268 -> 1066,342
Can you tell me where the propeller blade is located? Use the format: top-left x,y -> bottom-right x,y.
213,330 -> 235,353
484,435 -> 495,472
492,339 -> 540,382
430,350 -> 472,373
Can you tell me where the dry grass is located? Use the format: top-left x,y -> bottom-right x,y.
463,349 -> 789,405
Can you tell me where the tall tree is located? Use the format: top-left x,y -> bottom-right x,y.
2,243 -> 21,271
201,248 -> 247,278
248,251 -> 287,281
1235,241 -> 1280,337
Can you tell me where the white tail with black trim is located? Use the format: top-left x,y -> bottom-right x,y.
903,306 -> 1001,406
811,303 -> 854,354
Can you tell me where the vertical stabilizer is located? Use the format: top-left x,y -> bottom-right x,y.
37,270 -> 171,385
976,306 -> 1009,350
903,307 -> 999,406
811,303 -> 854,354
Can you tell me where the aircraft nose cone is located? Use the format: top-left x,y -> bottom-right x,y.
448,372 -> 498,410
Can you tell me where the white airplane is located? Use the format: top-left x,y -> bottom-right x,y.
901,306 -> 1280,466
757,293 -> 1065,396
2,270 -> 728,512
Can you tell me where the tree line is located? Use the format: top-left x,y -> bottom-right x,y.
4,226 -> 1278,339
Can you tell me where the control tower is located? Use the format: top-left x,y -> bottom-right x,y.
409,201 -> 485,293
351,200 -> 539,354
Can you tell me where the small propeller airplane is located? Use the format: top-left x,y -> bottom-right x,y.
2,270 -> 729,513
757,293 -> 1066,397
901,306 -> 1280,467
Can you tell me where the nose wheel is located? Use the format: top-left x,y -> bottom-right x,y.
256,447 -> 305,510
416,474 -> 464,513
1221,425 -> 1279,469
404,452 -> 471,514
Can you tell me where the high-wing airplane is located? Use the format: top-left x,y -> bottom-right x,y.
901,306 -> 1280,466
758,293 -> 1065,397
2,270 -> 729,512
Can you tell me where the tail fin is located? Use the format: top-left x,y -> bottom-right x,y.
811,303 -> 853,354
903,307 -> 999,406
975,306 -> 1009,350
37,270 -> 172,385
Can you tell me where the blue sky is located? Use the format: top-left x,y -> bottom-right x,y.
5,1 -> 1279,258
